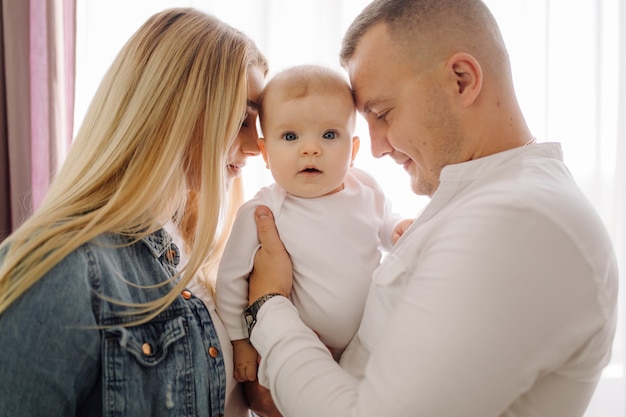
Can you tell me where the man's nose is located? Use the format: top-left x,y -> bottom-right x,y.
369,124 -> 392,158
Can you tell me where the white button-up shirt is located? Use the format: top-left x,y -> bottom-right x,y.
253,143 -> 618,417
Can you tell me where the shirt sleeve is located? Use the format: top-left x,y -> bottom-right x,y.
215,200 -> 262,341
251,199 -> 614,417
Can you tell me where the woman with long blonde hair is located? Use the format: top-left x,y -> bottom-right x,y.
0,8 -> 267,416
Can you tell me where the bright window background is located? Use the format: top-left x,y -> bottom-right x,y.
75,1 -> 624,416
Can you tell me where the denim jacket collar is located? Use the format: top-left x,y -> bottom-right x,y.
141,228 -> 180,267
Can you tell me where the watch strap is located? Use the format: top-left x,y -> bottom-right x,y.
242,293 -> 282,338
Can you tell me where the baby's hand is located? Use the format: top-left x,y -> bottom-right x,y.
233,339 -> 259,382
392,219 -> 414,244
235,359 -> 258,382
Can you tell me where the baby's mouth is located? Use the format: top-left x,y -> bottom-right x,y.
300,162 -> 322,173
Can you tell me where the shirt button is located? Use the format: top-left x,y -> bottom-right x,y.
166,249 -> 176,261
208,346 -> 219,358
142,343 -> 152,355
181,290 -> 192,300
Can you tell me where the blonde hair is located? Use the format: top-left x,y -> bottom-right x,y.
0,8 -> 268,323
259,64 -> 354,130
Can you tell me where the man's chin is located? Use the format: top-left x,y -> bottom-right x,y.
411,177 -> 434,197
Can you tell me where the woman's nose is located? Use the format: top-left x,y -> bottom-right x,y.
240,127 -> 261,156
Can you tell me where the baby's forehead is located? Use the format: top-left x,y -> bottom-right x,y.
270,85 -> 350,102
262,65 -> 350,97
260,79 -> 354,112
259,88 -> 356,127
259,92 -> 357,136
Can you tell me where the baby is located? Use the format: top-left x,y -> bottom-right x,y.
216,64 -> 413,381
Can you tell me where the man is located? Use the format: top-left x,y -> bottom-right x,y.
246,1 -> 618,416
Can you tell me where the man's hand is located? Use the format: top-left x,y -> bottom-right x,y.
243,206 -> 292,417
243,380 -> 283,417
248,205 -> 293,304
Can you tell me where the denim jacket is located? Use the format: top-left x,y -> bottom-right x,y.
0,229 -> 226,417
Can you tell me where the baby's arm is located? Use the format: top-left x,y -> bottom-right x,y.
232,339 -> 260,382
392,219 -> 414,244
215,199 -> 265,381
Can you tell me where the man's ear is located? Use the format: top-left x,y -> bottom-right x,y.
350,136 -> 360,167
447,52 -> 482,107
257,138 -> 270,169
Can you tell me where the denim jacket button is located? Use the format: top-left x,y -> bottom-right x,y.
208,346 -> 219,358
181,290 -> 192,300
142,343 -> 152,356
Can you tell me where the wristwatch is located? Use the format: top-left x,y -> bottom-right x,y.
242,293 -> 282,338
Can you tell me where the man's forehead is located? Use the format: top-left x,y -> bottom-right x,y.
344,24 -> 393,112
347,65 -> 380,115
345,61 -> 368,111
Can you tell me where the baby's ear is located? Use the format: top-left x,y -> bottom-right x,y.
350,136 -> 360,166
257,138 -> 270,168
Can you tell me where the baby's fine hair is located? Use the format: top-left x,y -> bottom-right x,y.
259,64 -> 353,123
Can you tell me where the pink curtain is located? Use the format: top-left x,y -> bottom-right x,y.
0,0 -> 75,241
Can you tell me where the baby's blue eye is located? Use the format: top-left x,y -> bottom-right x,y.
323,131 -> 338,140
283,132 -> 298,141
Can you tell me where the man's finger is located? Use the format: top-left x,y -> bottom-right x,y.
254,205 -> 282,251
254,206 -> 278,236
243,381 -> 283,417
249,205 -> 293,303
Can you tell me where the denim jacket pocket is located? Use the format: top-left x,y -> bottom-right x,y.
103,315 -> 202,416
111,315 -> 186,366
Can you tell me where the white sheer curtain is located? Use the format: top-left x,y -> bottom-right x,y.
75,1 -> 625,415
